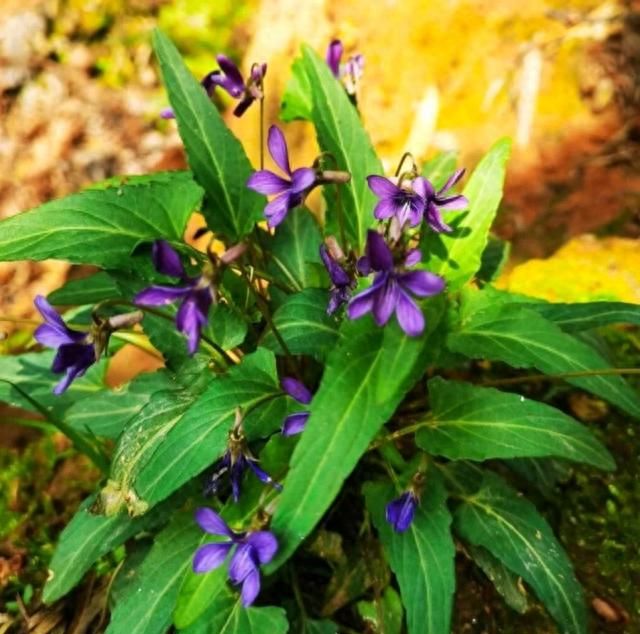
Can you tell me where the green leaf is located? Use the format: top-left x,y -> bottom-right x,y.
356,587 -> 403,634
281,55 -> 312,122
467,545 -> 528,614
65,370 -> 173,439
0,171 -> 203,267
448,303 -> 640,419
451,468 -> 587,634
507,458 -> 572,498
48,271 -> 122,305
261,289 -> 340,358
416,378 -> 614,469
269,300 -> 444,569
364,470 -> 456,634
476,235 -> 511,284
266,208 -> 323,295
302,620 -> 338,634
421,151 -> 459,190
208,303 -> 248,350
0,351 -> 105,416
153,30 -> 263,240
422,138 -> 511,291
43,495 -> 167,603
115,349 -> 284,513
300,44 -> 383,252
528,301 -> 640,333
105,512 -> 202,634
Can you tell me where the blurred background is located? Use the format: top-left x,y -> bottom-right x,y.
0,0 -> 639,631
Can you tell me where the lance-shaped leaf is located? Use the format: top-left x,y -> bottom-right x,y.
261,289 -> 340,359
300,45 -> 383,252
43,495 -> 168,603
364,472 -> 455,634
108,349 -> 285,514
451,468 -> 587,634
416,378 -> 614,469
0,171 -> 202,268
48,271 -> 122,305
527,300 -> 640,333
153,30 -> 263,241
421,138 -> 511,291
65,370 -> 173,439
269,300 -> 444,568
421,151 -> 459,190
448,303 -> 640,419
105,512 -> 202,634
281,54 -> 312,122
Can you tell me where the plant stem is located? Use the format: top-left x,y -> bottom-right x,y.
259,97 -> 265,170
368,415 -> 433,451
481,367 -> 640,387
0,416 -> 57,433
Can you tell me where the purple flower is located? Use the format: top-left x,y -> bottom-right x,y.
385,491 -> 418,533
367,175 -> 429,229
423,169 -> 468,233
325,39 -> 364,95
280,377 -> 313,436
205,410 -> 281,502
134,240 -> 214,355
247,126 -> 316,228
33,296 -> 96,395
193,508 -> 278,607
347,231 -> 445,337
162,55 -> 266,119
320,244 -> 354,314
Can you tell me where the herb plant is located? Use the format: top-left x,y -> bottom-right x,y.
1,30 -> 639,634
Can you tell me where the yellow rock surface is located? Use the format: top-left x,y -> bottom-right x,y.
498,235 -> 640,303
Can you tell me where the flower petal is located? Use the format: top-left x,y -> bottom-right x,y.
372,277 -> 398,326
412,176 -> 434,200
290,167 -> 315,195
53,364 -> 87,395
367,175 -> 398,199
34,295 -> 69,332
267,125 -> 291,175
193,542 -> 233,573
160,107 -> 175,119
365,230 -> 393,272
246,531 -> 278,565
347,283 -> 378,320
385,492 -> 417,533
404,249 -> 422,267
176,293 -> 211,355
398,270 -> 445,297
247,170 -> 291,195
436,194 -> 468,211
281,377 -> 312,404
51,343 -> 95,374
215,54 -> 245,95
326,39 -> 343,77
438,168 -> 465,194
282,412 -> 310,436
134,285 -> 189,306
228,543 -> 258,584
247,460 -> 281,490
373,198 -> 400,221
195,507 -> 234,537
395,290 -> 425,337
233,96 -> 255,117
425,203 -> 452,233
264,194 -> 291,228
34,323 -> 82,348
320,245 -> 351,286
152,240 -> 185,278
240,569 -> 261,607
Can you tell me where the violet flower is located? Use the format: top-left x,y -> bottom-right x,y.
367,175 -> 429,229
193,508 -> 278,607
326,39 -> 364,95
320,244 -> 354,314
34,296 -> 96,395
162,55 -> 266,119
347,230 -> 445,337
205,410 -> 281,502
385,490 -> 418,533
134,240 -> 214,355
247,126 -> 316,228
281,377 -> 313,437
423,169 -> 469,233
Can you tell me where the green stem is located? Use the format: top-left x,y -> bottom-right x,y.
0,379 -> 109,474
259,96 -> 265,171
368,414 -> 433,451
0,415 -> 57,433
481,367 -> 640,387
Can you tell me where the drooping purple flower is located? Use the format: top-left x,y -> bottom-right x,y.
367,175 -> 429,229
193,508 -> 278,607
347,230 -> 445,337
247,126 -> 316,228
205,409 -> 281,502
385,490 -> 418,533
280,377 -> 313,437
423,169 -> 469,233
325,39 -> 364,95
134,240 -> 214,355
320,244 -> 354,314
33,296 -> 96,395
162,55 -> 266,119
